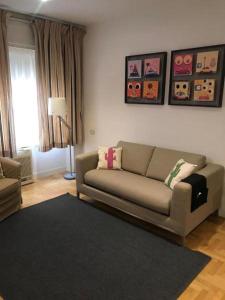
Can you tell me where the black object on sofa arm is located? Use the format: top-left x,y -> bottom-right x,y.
182,174 -> 208,212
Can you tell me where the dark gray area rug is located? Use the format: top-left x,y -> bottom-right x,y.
0,194 -> 210,300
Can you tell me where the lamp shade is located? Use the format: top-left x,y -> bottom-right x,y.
48,97 -> 67,116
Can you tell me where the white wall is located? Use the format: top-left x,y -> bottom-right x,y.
83,2 -> 225,216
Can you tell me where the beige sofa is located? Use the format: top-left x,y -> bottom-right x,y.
76,141 -> 224,239
0,157 -> 22,221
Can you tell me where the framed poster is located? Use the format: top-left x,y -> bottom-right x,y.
125,52 -> 167,105
169,44 -> 225,107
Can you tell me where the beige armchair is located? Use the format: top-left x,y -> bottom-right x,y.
0,157 -> 22,221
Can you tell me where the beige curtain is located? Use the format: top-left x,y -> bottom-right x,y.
32,19 -> 85,152
0,10 -> 16,157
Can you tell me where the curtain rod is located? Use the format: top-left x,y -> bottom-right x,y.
0,6 -> 86,31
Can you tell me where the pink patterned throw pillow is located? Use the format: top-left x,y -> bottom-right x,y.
97,146 -> 122,170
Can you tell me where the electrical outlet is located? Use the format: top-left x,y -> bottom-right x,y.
89,129 -> 95,135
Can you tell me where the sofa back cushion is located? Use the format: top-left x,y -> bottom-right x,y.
146,147 -> 206,181
117,141 -> 155,176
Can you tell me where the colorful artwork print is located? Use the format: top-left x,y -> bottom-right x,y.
143,80 -> 159,100
173,81 -> 190,100
125,52 -> 167,104
144,58 -> 160,76
196,51 -> 218,73
127,81 -> 141,98
127,60 -> 142,78
173,54 -> 193,76
194,79 -> 215,101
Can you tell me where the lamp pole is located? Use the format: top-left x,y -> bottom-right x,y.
58,116 -> 76,180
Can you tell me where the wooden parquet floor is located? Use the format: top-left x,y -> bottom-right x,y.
0,173 -> 225,300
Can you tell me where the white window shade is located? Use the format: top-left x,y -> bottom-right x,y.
9,47 -> 39,149
8,19 -> 35,49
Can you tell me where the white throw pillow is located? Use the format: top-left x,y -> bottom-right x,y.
97,146 -> 122,170
165,159 -> 197,190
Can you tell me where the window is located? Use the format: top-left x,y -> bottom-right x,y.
9,47 -> 39,149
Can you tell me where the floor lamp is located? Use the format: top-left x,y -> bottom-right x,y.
48,97 -> 76,180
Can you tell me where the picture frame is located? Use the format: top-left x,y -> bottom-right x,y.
125,52 -> 167,105
169,44 -> 225,107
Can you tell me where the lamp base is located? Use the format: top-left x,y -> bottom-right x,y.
64,172 -> 76,180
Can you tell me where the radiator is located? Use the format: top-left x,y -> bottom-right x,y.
14,148 -> 33,185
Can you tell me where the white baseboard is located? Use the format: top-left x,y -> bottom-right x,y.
33,167 -> 66,178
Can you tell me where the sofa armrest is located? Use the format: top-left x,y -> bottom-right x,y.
76,151 -> 98,189
170,163 -> 224,236
196,163 -> 224,192
170,163 -> 224,218
0,157 -> 21,180
170,182 -> 192,225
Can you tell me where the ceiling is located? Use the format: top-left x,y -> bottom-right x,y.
0,0 -> 148,26
0,0 -> 224,26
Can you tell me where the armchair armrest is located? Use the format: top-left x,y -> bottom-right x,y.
0,157 -> 21,180
76,151 -> 98,189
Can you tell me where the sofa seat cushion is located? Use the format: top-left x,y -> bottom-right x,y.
84,170 -> 172,215
0,178 -> 20,200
